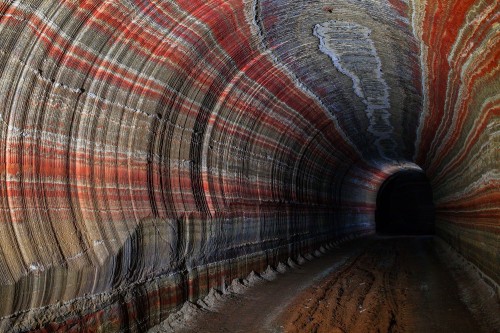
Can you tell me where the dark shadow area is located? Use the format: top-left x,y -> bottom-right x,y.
376,170 -> 435,234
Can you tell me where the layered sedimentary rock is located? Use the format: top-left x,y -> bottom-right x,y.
0,0 -> 497,331
411,0 -> 499,287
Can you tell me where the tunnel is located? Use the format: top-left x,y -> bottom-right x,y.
375,170 -> 435,235
0,0 -> 498,332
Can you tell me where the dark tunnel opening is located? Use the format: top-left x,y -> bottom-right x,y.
376,170 -> 435,235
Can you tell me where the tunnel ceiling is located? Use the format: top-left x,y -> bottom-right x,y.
0,0 -> 498,331
258,0 -> 423,161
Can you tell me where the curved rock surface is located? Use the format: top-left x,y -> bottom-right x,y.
0,0 -> 497,331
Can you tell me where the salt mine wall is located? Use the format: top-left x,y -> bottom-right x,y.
411,0 -> 499,286
0,0 -> 498,331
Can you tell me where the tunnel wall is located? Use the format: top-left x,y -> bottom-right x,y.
411,0 -> 499,286
0,0 -> 498,331
0,1 -> 370,331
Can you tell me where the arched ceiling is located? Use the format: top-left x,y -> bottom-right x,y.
0,0 -> 498,331
257,0 -> 423,161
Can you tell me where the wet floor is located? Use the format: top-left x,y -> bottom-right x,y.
150,236 -> 499,333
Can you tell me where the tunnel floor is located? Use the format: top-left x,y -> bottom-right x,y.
150,236 -> 499,333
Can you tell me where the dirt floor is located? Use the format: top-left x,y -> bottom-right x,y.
149,236 -> 500,333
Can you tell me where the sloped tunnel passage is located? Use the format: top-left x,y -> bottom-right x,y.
376,170 -> 435,235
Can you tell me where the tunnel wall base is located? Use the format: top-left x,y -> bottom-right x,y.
0,228 -> 368,332
436,218 -> 500,291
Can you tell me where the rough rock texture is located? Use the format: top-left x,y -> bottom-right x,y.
411,0 -> 499,289
0,0 -> 497,331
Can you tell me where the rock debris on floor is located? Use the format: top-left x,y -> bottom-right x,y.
151,236 -> 499,333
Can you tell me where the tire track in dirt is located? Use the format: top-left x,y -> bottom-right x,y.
280,237 -> 483,333
151,236 -> 495,333
282,240 -> 408,333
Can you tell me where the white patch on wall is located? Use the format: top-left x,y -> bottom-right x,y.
313,21 -> 397,159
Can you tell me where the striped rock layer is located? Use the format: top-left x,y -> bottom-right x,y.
0,0 -> 498,331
